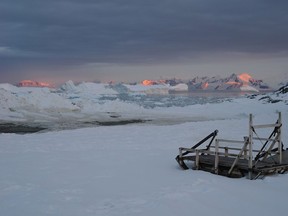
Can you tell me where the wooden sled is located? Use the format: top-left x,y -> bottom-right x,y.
176,113 -> 288,179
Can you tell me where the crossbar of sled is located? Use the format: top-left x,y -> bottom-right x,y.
175,130 -> 218,170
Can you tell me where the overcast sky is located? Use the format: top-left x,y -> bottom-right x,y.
1,0 -> 288,85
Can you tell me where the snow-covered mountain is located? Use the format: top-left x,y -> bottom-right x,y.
250,84 -> 288,104
17,80 -> 54,88
187,73 -> 271,92
138,73 -> 273,93
14,73 -> 274,95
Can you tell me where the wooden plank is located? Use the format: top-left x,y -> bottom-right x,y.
195,150 -> 200,170
210,146 -> 242,151
182,155 -> 276,170
263,150 -> 288,164
253,164 -> 288,172
252,137 -> 278,142
182,153 -> 287,179
214,139 -> 219,174
248,114 -> 253,180
278,112 -> 282,164
252,123 -> 281,129
228,139 -> 249,175
210,146 -> 260,153
215,139 -> 245,144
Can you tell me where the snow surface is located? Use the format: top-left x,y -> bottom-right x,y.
240,85 -> 259,92
0,82 -> 288,216
170,83 -> 189,92
123,83 -> 170,94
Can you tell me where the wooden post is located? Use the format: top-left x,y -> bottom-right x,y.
243,136 -> 248,159
179,148 -> 183,158
228,137 -> 249,176
278,112 -> 282,164
224,147 -> 228,157
244,138 -> 247,159
195,150 -> 200,170
214,139 -> 219,174
244,149 -> 247,159
248,114 -> 253,179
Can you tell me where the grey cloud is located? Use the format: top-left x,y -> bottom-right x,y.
0,0 -> 288,70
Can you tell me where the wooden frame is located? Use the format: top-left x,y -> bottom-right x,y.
176,112 -> 288,180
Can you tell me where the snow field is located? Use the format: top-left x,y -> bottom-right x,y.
0,82 -> 288,215
0,112 -> 288,216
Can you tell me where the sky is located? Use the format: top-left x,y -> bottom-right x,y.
0,0 -> 288,86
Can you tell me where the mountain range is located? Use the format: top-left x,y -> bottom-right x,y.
153,73 -> 272,92
16,73 -> 274,93
186,73 -> 271,92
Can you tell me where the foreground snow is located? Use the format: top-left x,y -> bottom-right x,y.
1,108 -> 288,215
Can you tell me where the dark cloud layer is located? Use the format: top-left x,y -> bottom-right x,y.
1,0 -> 288,82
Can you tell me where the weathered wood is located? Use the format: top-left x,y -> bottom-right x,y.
279,112 -> 282,164
248,114 -> 253,179
228,137 -> 249,176
253,164 -> 288,180
176,112 -> 286,180
182,155 -> 269,169
259,132 -> 280,162
181,154 -> 288,177
214,139 -> 245,144
265,150 -> 288,164
224,147 -> 228,157
210,146 -> 260,153
252,137 -> 279,142
195,150 -> 200,170
214,139 -> 219,174
252,123 -> 281,129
